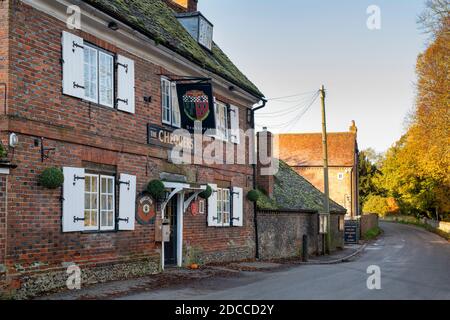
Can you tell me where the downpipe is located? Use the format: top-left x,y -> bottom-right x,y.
251,98 -> 267,260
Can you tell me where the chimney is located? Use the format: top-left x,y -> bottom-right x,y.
349,120 -> 358,135
256,128 -> 275,199
170,0 -> 198,12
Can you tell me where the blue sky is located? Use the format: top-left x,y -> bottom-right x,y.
198,0 -> 428,152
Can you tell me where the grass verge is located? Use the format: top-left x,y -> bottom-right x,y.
363,227 -> 382,240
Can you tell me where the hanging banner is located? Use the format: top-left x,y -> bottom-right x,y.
136,191 -> 157,225
176,82 -> 216,133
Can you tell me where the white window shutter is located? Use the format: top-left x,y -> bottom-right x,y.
232,187 -> 244,227
118,174 -> 136,231
230,105 -> 240,144
117,55 -> 135,114
62,31 -> 84,99
207,184 -> 220,227
62,167 -> 85,232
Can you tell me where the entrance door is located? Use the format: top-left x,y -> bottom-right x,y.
164,196 -> 178,266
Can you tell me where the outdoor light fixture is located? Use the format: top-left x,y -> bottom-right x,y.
108,21 -> 119,31
9,133 -> 19,148
228,85 -> 235,92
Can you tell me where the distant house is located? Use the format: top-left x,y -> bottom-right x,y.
255,131 -> 346,258
276,121 -> 359,218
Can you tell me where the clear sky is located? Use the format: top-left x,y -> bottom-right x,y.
198,0 -> 428,152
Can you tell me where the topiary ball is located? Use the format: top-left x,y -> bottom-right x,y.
39,167 -> 64,189
147,180 -> 165,200
199,185 -> 212,199
247,189 -> 260,202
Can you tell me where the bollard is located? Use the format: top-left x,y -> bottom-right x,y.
302,235 -> 308,262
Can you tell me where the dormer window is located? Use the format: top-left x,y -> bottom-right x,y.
176,12 -> 213,50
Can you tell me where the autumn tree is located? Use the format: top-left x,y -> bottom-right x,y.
371,0 -> 449,219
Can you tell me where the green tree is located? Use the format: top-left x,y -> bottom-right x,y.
358,148 -> 381,210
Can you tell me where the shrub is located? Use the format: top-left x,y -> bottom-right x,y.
147,180 -> 165,200
39,167 -> 64,189
363,227 -> 382,240
363,195 -> 399,217
199,185 -> 212,199
247,190 -> 260,202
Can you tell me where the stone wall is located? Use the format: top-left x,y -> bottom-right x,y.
422,218 -> 450,234
257,210 -> 344,260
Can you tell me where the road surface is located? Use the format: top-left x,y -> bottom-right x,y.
119,222 -> 450,300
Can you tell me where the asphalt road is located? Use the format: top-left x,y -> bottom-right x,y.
120,222 -> 450,300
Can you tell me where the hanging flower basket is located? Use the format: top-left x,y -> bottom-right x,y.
199,185 -> 212,199
147,179 -> 165,200
39,167 -> 64,189
247,189 -> 260,202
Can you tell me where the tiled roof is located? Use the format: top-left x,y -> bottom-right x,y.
257,160 -> 347,213
82,0 -> 264,99
276,132 -> 357,167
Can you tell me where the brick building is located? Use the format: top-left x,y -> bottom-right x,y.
276,122 -> 360,218
256,130 -> 346,258
0,0 -> 265,297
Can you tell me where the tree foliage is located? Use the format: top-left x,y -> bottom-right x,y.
358,148 -> 381,210
366,1 -> 449,219
363,195 -> 399,217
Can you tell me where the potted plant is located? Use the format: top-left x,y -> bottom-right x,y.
147,179 -> 166,200
39,167 -> 64,189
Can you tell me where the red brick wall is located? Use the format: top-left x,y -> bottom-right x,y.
1,1 -> 256,291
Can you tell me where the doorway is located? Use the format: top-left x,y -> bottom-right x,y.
164,196 -> 178,266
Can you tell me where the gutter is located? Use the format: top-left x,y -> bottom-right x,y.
251,98 -> 267,260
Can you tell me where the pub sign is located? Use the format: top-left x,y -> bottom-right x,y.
176,82 -> 216,133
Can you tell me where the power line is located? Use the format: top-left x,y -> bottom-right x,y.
258,92 -> 319,129
266,90 -> 318,101
256,91 -> 319,117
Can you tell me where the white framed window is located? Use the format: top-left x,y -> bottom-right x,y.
337,172 -> 344,180
100,175 -> 115,231
216,188 -> 231,226
214,100 -> 229,141
99,52 -> 114,107
83,43 -> 114,107
161,77 -> 181,128
84,173 -> 115,231
84,46 -> 98,104
84,174 -> 99,231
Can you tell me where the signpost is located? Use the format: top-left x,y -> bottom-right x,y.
344,220 -> 360,244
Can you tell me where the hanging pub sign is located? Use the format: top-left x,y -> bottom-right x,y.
176,82 -> 216,133
136,191 -> 157,225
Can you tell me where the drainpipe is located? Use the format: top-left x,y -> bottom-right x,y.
251,98 -> 267,260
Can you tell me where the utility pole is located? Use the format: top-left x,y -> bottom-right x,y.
320,85 -> 331,254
